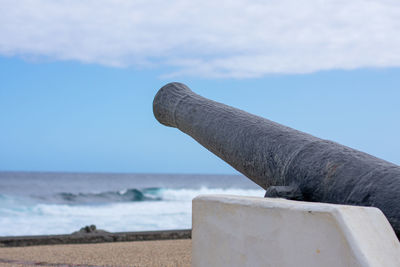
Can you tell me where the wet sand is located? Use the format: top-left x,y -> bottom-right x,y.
0,239 -> 191,266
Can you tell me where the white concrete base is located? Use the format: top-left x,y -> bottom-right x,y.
192,195 -> 400,267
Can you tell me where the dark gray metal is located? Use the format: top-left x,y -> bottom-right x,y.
153,82 -> 400,238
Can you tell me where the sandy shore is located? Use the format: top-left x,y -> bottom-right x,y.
0,239 -> 191,266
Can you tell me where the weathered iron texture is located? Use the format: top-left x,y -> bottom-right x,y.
153,82 -> 400,238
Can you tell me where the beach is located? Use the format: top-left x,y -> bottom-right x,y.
0,172 -> 260,266
0,239 -> 191,267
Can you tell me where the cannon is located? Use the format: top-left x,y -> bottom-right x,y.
153,82 -> 400,237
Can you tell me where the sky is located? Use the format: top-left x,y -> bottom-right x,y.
0,0 -> 399,174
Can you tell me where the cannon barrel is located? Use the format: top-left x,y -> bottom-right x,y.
153,82 -> 400,237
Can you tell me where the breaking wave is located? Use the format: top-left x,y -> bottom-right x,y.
48,188 -> 162,204
0,187 -> 264,236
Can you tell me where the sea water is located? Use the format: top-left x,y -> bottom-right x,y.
0,172 -> 264,236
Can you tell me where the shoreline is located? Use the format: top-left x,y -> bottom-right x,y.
0,229 -> 191,247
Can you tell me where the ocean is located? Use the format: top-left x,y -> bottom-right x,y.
0,171 -> 264,236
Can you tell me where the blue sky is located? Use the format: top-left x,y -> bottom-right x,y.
0,1 -> 399,174
1,57 -> 399,173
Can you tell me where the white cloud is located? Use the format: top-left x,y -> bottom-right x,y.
1,0 -> 400,77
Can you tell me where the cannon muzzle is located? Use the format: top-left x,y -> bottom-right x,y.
153,82 -> 400,238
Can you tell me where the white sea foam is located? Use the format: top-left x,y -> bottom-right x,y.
0,187 -> 264,236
